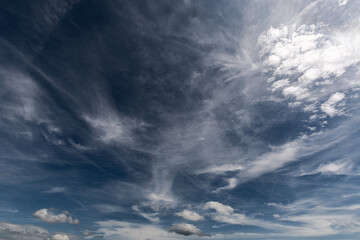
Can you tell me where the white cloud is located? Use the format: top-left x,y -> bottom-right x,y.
204,201 -> 234,216
299,159 -> 354,176
0,207 -> 18,214
279,213 -> 360,237
203,201 -> 288,231
93,204 -> 124,213
52,233 -> 70,240
83,96 -> 146,145
33,208 -> 79,224
259,21 -> 360,119
338,0 -> 349,6
84,113 -> 131,144
169,223 -> 208,237
0,69 -> 39,121
0,221 -> 49,240
216,118 -> 353,190
316,161 -> 351,174
44,186 -> 67,193
205,199 -> 360,238
132,205 -> 160,222
239,140 -> 299,181
197,164 -> 244,174
175,209 -> 204,221
96,220 -> 179,240
320,92 -> 345,117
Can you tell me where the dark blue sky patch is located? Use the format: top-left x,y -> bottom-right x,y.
1,1 -> 360,239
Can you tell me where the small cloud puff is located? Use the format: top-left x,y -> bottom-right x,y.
33,209 -> 79,224
168,223 -> 209,236
204,201 -> 234,216
175,209 -> 204,221
52,233 -> 69,240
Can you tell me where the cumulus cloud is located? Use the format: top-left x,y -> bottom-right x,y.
52,233 -> 70,240
204,201 -> 234,216
33,208 -> 79,224
168,223 -> 209,237
175,209 -> 204,221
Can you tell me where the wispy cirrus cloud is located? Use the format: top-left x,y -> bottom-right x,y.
44,186 -> 67,194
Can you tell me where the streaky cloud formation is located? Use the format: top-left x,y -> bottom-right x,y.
1,0 -> 360,239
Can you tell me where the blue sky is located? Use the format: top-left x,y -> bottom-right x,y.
1,0 -> 360,239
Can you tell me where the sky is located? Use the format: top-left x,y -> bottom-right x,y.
0,0 -> 360,239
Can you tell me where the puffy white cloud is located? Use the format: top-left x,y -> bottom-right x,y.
168,223 -> 208,236
258,21 -> 360,120
33,208 -> 79,224
320,92 -> 345,117
175,209 -> 204,221
52,233 -> 69,240
204,201 -> 234,216
338,0 -> 349,6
